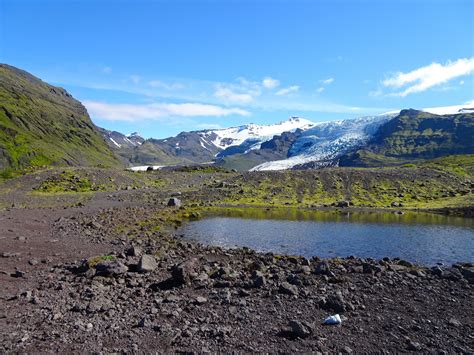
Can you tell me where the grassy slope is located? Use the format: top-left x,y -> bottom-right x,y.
217,155 -> 474,210
340,109 -> 474,167
1,155 -> 472,212
0,64 -> 121,172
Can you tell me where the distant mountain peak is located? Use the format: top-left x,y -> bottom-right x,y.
126,132 -> 142,138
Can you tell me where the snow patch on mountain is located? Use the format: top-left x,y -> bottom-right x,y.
422,104 -> 474,115
109,137 -> 121,148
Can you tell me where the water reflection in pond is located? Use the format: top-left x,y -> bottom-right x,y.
179,208 -> 474,266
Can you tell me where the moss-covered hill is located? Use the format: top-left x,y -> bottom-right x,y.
0,64 -> 121,171
339,109 -> 474,167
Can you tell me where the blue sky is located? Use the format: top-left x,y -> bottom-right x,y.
1,0 -> 473,138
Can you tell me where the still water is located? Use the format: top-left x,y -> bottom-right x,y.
179,209 -> 474,266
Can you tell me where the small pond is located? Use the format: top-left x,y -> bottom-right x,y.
179,208 -> 474,266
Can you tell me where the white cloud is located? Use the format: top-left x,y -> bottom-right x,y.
262,76 -> 280,89
214,86 -> 254,104
316,87 -> 325,93
382,57 -> 474,97
275,85 -> 299,96
320,77 -> 334,85
129,75 -> 141,84
102,66 -> 112,74
84,101 -> 249,122
213,79 -> 262,104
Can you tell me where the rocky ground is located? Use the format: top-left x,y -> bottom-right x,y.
0,168 -> 473,353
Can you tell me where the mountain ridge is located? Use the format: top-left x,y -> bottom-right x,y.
106,106 -> 474,171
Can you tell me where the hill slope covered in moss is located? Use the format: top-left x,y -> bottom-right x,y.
0,64 -> 121,171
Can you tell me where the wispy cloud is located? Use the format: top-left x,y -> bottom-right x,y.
84,101 -> 249,122
320,77 -> 334,85
275,85 -> 299,96
148,80 -> 185,90
129,75 -> 141,84
316,77 -> 334,94
382,57 -> 474,97
102,66 -> 112,74
262,76 -> 280,89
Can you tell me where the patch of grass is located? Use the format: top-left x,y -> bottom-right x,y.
87,255 -> 116,268
35,171 -> 99,193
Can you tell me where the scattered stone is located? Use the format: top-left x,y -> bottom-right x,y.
407,341 -> 422,351
1,252 -> 20,258
253,275 -> 266,288
28,259 -> 39,266
126,245 -> 143,257
448,318 -> 462,327
279,282 -> 298,296
288,320 -> 313,338
322,292 -> 350,313
195,296 -> 208,304
87,221 -> 102,229
11,270 -> 25,278
137,317 -> 153,328
341,346 -> 353,354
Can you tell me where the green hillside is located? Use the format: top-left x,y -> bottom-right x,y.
0,64 -> 121,171
340,109 -> 474,167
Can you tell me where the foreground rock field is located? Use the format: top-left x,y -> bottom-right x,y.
0,167 -> 473,353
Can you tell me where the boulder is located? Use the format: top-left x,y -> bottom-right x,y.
167,198 -> 181,207
459,266 -> 474,284
438,267 -> 463,281
322,291 -> 351,313
171,258 -> 200,284
334,200 -> 351,208
138,255 -> 158,272
315,261 -> 331,275
95,260 -> 128,276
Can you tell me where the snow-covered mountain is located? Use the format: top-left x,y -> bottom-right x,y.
250,113 -> 397,171
197,117 -> 315,153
